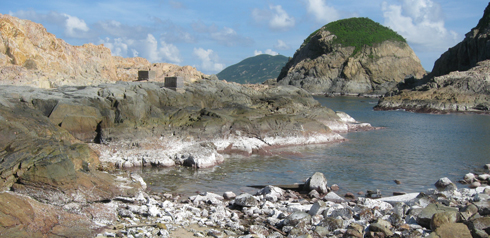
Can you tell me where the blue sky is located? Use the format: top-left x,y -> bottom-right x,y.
3,0 -> 488,74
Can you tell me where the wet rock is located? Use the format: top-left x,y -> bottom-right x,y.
330,184 -> 340,191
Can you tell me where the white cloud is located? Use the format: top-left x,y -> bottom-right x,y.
274,39 -> 291,50
254,49 -> 279,56
252,4 -> 295,31
144,34 -> 182,63
305,0 -> 341,24
99,34 -> 182,64
10,10 -> 91,38
62,13 -> 89,37
193,48 -> 225,73
382,0 -> 459,52
191,21 -> 253,46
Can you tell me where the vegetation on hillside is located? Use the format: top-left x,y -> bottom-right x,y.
303,17 -> 406,56
217,54 -> 288,84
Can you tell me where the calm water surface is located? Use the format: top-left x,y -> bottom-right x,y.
141,97 -> 490,196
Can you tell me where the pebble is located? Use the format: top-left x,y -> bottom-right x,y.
94,172 -> 490,238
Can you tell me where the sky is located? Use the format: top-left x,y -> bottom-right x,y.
3,0 -> 488,74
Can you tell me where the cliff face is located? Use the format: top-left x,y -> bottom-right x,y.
0,14 -> 206,88
430,3 -> 490,78
276,18 -> 426,95
375,3 -> 490,113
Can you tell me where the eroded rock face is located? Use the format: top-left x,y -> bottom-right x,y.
376,4 -> 490,113
276,18 -> 425,95
0,14 -> 207,88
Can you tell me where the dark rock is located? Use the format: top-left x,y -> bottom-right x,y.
435,177 -> 458,191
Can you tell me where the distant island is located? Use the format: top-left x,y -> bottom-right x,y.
217,54 -> 288,84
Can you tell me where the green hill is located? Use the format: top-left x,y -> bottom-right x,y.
217,54 -> 289,84
303,17 -> 406,56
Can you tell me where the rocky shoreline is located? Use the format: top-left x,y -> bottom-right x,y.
83,170 -> 490,238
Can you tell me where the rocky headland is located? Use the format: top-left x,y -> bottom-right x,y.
274,17 -> 426,96
0,13 -> 207,88
0,13 -> 377,236
375,3 -> 490,113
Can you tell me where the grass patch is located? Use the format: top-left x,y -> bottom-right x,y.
303,17 -> 406,56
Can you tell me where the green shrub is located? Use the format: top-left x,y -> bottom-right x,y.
303,17 -> 406,56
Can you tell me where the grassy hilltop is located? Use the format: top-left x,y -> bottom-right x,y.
304,17 -> 406,56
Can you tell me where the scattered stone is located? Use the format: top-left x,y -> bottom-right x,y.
435,177 -> 458,191
427,223 -> 472,238
234,193 -> 258,207
306,172 -> 328,194
223,191 -> 236,200
416,203 -> 459,228
344,192 -> 355,199
330,184 -> 340,191
394,179 -> 402,184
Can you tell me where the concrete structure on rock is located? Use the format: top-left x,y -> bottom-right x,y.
138,70 -> 156,81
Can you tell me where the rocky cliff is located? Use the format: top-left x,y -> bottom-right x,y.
275,17 -> 426,95
0,14 -> 207,88
375,3 -> 490,113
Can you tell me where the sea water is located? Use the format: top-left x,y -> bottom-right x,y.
142,97 -> 490,196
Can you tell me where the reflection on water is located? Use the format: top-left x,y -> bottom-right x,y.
141,97 -> 490,197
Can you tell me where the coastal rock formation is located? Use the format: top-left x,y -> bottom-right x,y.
375,4 -> 490,113
0,14 -> 207,88
0,79 -> 368,170
275,17 -> 426,95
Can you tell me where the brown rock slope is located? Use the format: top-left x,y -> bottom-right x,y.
375,3 -> 490,113
275,17 -> 426,95
0,13 -> 206,88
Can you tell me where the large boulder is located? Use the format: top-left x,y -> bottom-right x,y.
276,17 -> 425,95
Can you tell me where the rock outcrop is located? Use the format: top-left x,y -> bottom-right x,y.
275,17 -> 426,95
0,79 -> 370,170
0,14 -> 207,88
375,3 -> 490,113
